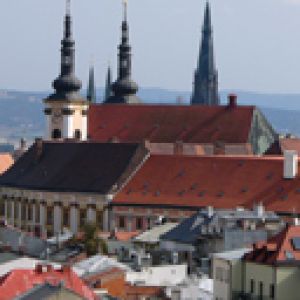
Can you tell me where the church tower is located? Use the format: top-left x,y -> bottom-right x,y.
44,0 -> 88,140
191,2 -> 219,105
104,0 -> 141,104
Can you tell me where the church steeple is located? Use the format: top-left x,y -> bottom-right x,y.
105,0 -> 141,104
104,65 -> 113,102
191,2 -> 219,105
47,0 -> 83,102
44,0 -> 88,142
87,64 -> 96,103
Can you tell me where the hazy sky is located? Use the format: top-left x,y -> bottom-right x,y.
0,0 -> 300,93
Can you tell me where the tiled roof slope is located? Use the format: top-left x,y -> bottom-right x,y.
0,141 -> 145,193
0,153 -> 13,175
88,104 -> 255,144
244,225 -> 300,265
113,155 -> 300,215
0,266 -> 96,300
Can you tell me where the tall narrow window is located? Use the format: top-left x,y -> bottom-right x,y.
259,281 -> 263,300
136,217 -> 143,230
74,129 -> 81,140
52,129 -> 62,139
250,279 -> 255,294
270,284 -> 275,299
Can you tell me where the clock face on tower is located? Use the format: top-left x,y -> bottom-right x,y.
51,109 -> 62,125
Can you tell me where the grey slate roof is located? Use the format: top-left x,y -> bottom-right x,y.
161,208 -> 280,245
0,141 -> 145,193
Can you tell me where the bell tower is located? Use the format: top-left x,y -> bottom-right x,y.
44,0 -> 88,141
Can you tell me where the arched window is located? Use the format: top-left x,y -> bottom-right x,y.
74,129 -> 81,140
52,129 -> 62,139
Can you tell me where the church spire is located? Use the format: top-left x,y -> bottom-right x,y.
87,64 -> 96,103
104,65 -> 113,102
47,0 -> 83,102
105,0 -> 141,104
191,2 -> 219,105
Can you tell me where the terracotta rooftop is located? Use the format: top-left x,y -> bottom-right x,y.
113,154 -> 300,215
0,265 -> 96,300
88,104 -> 255,144
244,224 -> 300,265
0,153 -> 13,175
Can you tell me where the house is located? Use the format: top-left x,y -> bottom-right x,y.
159,206 -> 281,274
241,223 -> 300,300
89,95 -> 277,156
0,141 -> 148,238
212,248 -> 251,300
0,264 -> 96,300
112,151 -> 297,231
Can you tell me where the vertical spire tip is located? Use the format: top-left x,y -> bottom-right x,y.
66,0 -> 71,15
123,0 -> 128,21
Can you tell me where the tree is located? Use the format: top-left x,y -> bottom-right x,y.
83,222 -> 108,256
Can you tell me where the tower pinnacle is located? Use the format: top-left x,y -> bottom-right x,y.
87,64 -> 96,103
105,0 -> 141,104
191,2 -> 219,105
46,0 -> 83,102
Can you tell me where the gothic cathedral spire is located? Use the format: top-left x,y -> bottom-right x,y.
191,2 -> 219,105
104,0 -> 141,104
104,65 -> 113,102
87,65 -> 96,103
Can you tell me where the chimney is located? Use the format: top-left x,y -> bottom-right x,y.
35,138 -> 43,160
207,206 -> 214,218
254,203 -> 265,217
35,264 -> 43,274
20,138 -> 26,151
228,94 -> 237,108
284,150 -> 298,179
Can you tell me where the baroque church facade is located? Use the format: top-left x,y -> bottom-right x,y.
0,1 -> 279,238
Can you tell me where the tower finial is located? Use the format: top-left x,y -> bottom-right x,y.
123,0 -> 128,22
66,0 -> 71,16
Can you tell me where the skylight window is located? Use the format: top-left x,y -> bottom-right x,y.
291,237 -> 300,250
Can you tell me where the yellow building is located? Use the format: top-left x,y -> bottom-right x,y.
213,224 -> 300,300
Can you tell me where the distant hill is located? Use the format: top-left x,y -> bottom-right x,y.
0,88 -> 299,144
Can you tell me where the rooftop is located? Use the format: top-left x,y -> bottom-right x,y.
0,265 -> 96,300
89,104 -> 256,144
213,248 -> 251,261
113,154 -> 300,215
0,141 -> 145,193
134,223 -> 178,244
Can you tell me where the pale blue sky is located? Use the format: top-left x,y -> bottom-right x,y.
0,0 -> 300,93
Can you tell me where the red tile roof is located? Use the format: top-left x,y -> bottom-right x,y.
88,104 -> 255,144
244,225 -> 300,265
0,153 -> 13,175
0,265 -> 96,300
113,154 -> 300,215
125,284 -> 166,298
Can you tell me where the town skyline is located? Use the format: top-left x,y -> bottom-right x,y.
0,0 -> 300,93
